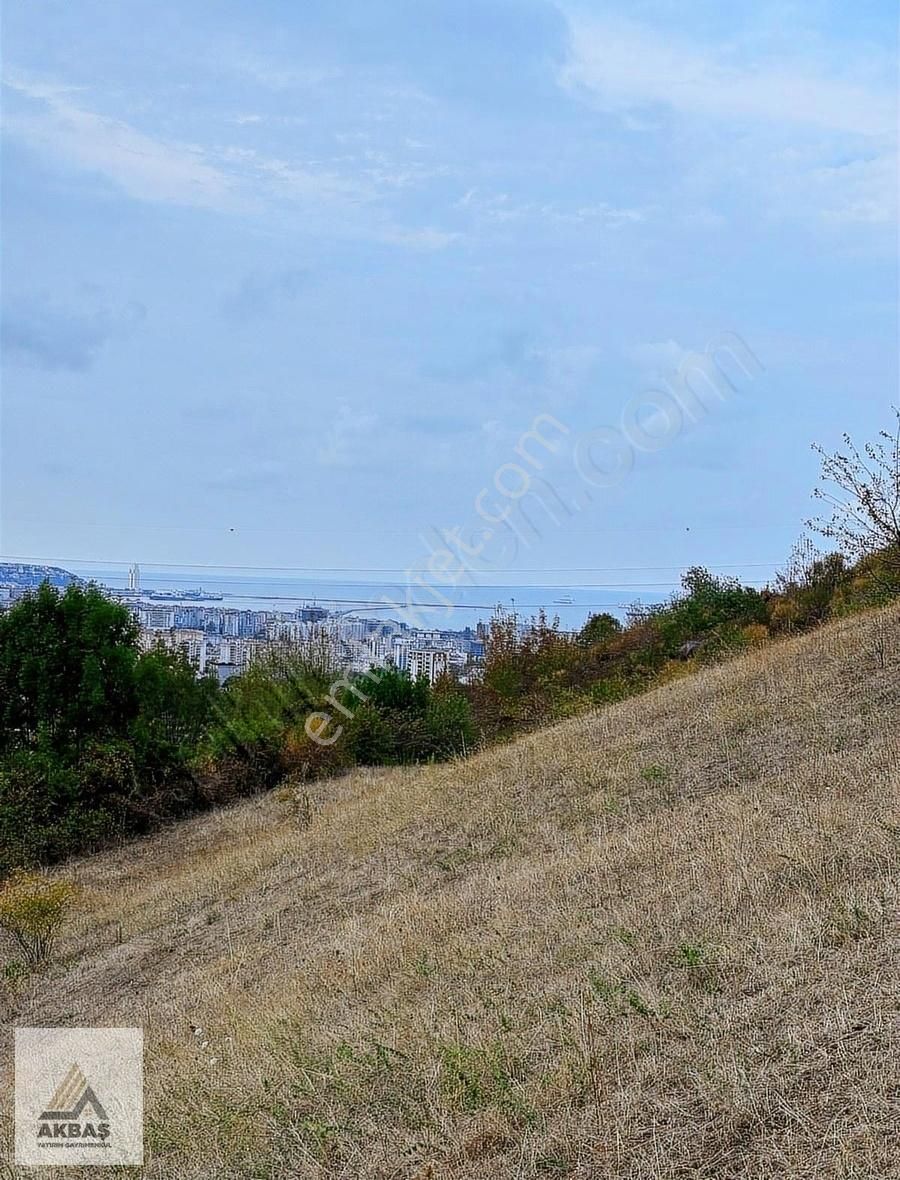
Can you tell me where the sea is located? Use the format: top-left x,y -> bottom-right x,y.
75,568 -> 669,633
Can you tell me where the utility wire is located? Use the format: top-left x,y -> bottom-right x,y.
4,554 -> 781,576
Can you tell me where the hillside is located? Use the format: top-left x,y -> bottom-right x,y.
2,605 -> 898,1179
0,563 -> 81,590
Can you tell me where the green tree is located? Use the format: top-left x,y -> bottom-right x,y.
578,612 -> 622,648
132,647 -> 220,780
0,583 -> 222,869
0,583 -> 139,758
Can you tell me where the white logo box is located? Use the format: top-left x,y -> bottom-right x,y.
15,1027 -> 143,1166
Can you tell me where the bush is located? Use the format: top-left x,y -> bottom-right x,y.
346,702 -> 398,765
635,567 -> 769,660
0,871 -> 79,968
341,666 -> 476,765
0,748 -> 120,871
830,546 -> 900,614
578,612 -> 622,648
425,686 -> 477,757
771,540 -> 848,632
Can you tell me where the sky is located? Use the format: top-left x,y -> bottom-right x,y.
1,0 -> 897,593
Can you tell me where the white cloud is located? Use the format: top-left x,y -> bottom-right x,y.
812,153 -> 898,226
2,75 -> 461,249
205,460 -> 285,492
559,19 -> 897,237
457,188 -> 644,229
561,18 -> 895,137
317,403 -> 379,467
3,76 -> 239,211
377,223 -> 459,250
219,145 -> 368,204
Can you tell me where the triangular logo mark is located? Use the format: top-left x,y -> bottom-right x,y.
40,1063 -> 108,1121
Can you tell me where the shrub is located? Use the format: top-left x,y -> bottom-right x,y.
637,567 -> 769,659
425,686 -> 477,758
346,703 -> 397,765
0,871 -> 79,968
341,666 -> 476,765
771,540 -> 848,632
0,748 -> 123,871
578,612 -> 622,648
810,408 -> 900,558
830,545 -> 900,614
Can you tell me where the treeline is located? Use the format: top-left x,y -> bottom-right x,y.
469,543 -> 899,741
0,585 -> 478,872
0,584 -> 218,872
0,413 -> 897,872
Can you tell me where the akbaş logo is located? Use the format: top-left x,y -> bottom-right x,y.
37,1062 -> 111,1144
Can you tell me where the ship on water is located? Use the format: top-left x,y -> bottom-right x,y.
147,588 -> 224,602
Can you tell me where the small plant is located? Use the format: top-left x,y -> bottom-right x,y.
826,898 -> 874,946
609,925 -> 637,948
640,764 -> 670,784
535,1155 -> 574,1176
414,950 -> 436,978
274,783 -> 314,828
673,942 -> 706,969
438,1040 -> 532,1122
587,969 -> 657,1018
669,940 -> 722,992
0,871 -> 79,968
434,845 -> 477,873
3,957 -> 30,986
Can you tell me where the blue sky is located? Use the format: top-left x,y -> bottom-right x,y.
1,0 -> 897,591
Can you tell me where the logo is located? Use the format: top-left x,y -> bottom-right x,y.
37,1062 -> 111,1142
15,1027 -> 143,1166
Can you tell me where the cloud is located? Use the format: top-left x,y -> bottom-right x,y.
223,0 -> 567,109
561,18 -> 895,137
1,296 -> 145,371
1,75 -> 458,250
218,145 -> 368,204
376,223 -> 459,250
424,328 -> 544,385
3,76 -> 239,211
808,152 -> 898,226
457,188 -> 644,229
317,402 -> 378,467
221,269 -> 310,324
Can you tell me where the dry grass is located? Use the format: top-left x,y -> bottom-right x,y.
2,606 -> 898,1178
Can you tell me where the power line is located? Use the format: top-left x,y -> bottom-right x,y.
4,554 -> 780,577
124,593 -> 661,612
10,517 -> 802,536
203,595 -> 652,610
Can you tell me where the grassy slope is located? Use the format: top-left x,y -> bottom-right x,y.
2,606 -> 899,1179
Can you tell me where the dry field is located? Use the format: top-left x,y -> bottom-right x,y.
2,606 -> 899,1178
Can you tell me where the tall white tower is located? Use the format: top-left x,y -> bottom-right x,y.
128,564 -> 141,592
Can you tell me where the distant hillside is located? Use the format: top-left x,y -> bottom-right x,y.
1,604 -> 898,1178
0,561 -> 82,588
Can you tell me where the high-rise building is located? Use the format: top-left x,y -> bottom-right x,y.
391,636 -> 409,671
127,563 -> 141,592
407,648 -> 449,684
140,606 -> 176,629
